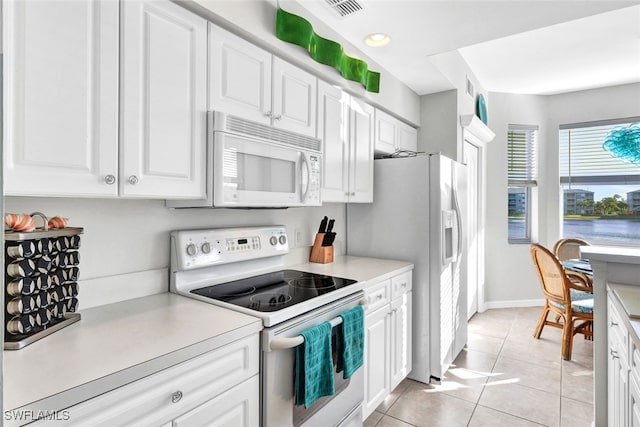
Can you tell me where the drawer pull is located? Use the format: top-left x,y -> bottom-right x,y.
611,349 -> 620,359
376,294 -> 383,300
611,320 -> 619,327
171,390 -> 183,403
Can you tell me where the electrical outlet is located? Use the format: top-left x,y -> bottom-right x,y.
295,228 -> 303,248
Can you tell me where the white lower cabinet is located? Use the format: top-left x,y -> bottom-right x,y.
172,376 -> 259,427
606,291 -> 640,427
32,335 -> 259,427
363,270 -> 413,420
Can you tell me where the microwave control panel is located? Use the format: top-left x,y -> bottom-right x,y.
171,226 -> 289,271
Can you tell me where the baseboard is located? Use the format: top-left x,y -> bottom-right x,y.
79,268 -> 169,310
480,298 -> 545,311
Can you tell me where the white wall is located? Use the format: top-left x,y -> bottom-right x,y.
4,197 -> 346,280
184,0 -> 421,126
485,93 -> 548,305
484,83 -> 640,306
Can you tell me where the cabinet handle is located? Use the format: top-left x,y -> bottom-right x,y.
273,114 -> 282,121
611,320 -> 619,327
345,192 -> 349,196
104,174 -> 116,185
171,390 -> 183,403
376,294 -> 383,300
128,175 -> 139,185
264,111 -> 272,118
611,349 -> 619,359
401,282 -> 407,288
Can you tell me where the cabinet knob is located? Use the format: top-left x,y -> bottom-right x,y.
351,192 -> 356,196
264,111 -> 272,118
104,174 -> 116,185
171,390 -> 183,403
377,294 -> 383,300
611,349 -> 619,359
128,175 -> 139,185
273,114 -> 282,121
611,320 -> 619,327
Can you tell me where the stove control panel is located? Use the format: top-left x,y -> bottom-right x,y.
171,226 -> 289,270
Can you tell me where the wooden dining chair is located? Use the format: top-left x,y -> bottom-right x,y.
552,238 -> 590,261
530,244 -> 593,360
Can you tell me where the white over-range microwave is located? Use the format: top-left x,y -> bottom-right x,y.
167,111 -> 322,208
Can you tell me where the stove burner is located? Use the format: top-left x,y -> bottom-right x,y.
218,287 -> 256,298
288,277 -> 336,290
250,293 -> 293,307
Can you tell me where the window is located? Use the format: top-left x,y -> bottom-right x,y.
559,117 -> 640,244
508,125 -> 538,243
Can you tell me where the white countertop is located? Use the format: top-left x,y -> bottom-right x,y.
4,255 -> 413,414
291,255 -> 414,283
4,293 -> 262,411
582,245 -> 640,265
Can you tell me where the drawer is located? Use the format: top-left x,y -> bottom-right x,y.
391,271 -> 412,300
365,279 -> 391,313
34,335 -> 259,427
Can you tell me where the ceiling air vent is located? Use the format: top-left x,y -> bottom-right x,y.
325,0 -> 364,17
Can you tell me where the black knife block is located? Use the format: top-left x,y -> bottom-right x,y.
309,233 -> 334,264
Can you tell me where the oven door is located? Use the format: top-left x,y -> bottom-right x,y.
212,132 -> 319,207
261,292 -> 365,427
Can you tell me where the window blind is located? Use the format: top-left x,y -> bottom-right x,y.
508,125 -> 538,186
559,120 -> 640,185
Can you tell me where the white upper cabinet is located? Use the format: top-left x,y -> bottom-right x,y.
209,24 -> 317,137
3,0 -> 207,199
374,109 -> 398,155
317,80 -> 349,202
208,23 -> 272,125
272,57 -> 317,137
318,84 -> 374,203
374,107 -> 418,156
349,97 -> 375,203
398,121 -> 418,152
3,0 -> 119,197
121,0 -> 207,199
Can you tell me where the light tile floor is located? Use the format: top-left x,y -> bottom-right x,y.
364,307 -> 594,427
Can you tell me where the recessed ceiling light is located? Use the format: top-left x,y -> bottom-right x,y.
365,33 -> 391,47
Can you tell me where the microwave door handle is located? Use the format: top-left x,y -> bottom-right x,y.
300,154 -> 310,202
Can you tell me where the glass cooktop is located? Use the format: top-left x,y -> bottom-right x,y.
190,269 -> 358,312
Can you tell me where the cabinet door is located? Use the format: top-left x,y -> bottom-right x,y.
631,374 -> 640,427
318,80 -> 348,203
348,98 -> 375,203
398,121 -> 418,152
209,24 -> 272,125
374,109 -> 398,155
173,376 -> 259,427
390,291 -> 413,390
272,57 -> 317,138
121,0 -> 206,199
3,0 -> 119,196
364,305 -> 390,420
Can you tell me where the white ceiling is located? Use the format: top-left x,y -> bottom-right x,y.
294,0 -> 640,95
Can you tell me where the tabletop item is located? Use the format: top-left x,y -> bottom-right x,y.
310,216 -> 335,263
4,213 -> 83,350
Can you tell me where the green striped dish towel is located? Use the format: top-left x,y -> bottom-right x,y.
294,321 -> 335,408
337,305 -> 364,379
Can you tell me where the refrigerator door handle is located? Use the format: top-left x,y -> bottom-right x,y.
452,166 -> 463,261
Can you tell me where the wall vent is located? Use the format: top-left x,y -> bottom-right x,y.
325,0 -> 364,17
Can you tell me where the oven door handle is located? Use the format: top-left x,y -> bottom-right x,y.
269,299 -> 369,351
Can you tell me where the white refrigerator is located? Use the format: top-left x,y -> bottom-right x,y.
347,153 -> 468,383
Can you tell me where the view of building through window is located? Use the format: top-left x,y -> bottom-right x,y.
559,119 -> 640,244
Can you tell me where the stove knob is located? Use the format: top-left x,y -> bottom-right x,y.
269,236 -> 278,246
278,235 -> 287,245
186,243 -> 198,256
201,242 -> 212,254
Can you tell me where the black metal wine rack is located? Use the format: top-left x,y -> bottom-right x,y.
4,227 -> 83,350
